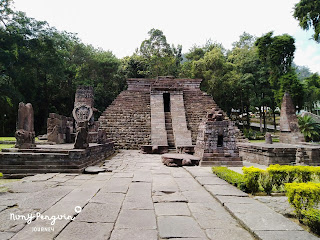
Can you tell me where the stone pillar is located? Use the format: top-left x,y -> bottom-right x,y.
279,92 -> 305,144
15,102 -> 36,149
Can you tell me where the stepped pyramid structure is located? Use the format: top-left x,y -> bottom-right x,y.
99,76 -> 243,151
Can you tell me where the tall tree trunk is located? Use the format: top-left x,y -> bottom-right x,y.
259,107 -> 263,133
246,104 -> 250,129
263,106 -> 266,132
273,108 -> 276,132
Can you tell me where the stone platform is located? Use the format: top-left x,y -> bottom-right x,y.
238,142 -> 320,166
0,142 -> 114,178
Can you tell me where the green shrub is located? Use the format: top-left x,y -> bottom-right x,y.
212,167 -> 246,191
0,173 -> 2,178
260,171 -> 273,195
295,166 -> 313,182
267,165 -> 290,190
243,167 -> 264,193
285,182 -> 320,219
302,208 -> 320,235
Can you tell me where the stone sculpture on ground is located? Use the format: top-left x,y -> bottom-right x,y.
15,102 -> 36,149
74,121 -> 89,149
194,107 -> 242,166
161,153 -> 200,167
279,92 -> 305,144
47,113 -> 73,144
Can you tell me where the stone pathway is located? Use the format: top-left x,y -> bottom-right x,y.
0,150 -> 318,240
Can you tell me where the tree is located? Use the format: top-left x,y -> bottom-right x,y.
136,28 -> 182,77
293,0 -> 320,43
255,32 -> 296,88
303,73 -> 320,112
0,1 -> 125,134
298,115 -> 320,141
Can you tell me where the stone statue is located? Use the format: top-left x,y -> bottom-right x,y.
74,121 -> 89,149
15,102 -> 36,149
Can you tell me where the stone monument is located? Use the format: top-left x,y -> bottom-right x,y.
279,92 -> 305,144
72,86 -> 102,143
265,132 -> 273,144
15,102 -> 36,149
73,86 -> 94,125
74,121 -> 89,149
47,113 -> 73,144
194,107 -> 242,166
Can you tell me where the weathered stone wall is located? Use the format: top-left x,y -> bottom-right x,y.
183,89 -> 217,144
99,90 -> 151,149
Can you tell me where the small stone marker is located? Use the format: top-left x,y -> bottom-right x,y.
15,102 -> 36,149
265,132 -> 273,144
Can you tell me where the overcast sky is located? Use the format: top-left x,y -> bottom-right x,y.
13,0 -> 320,74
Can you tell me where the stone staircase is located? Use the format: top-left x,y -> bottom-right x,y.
170,93 -> 193,147
150,94 -> 168,146
165,112 -> 175,149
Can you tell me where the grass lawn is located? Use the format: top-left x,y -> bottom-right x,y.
0,137 -> 41,142
249,138 -> 279,143
0,144 -> 14,150
0,137 -> 16,141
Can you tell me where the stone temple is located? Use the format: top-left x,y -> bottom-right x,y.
99,77 -> 229,149
99,76 -> 244,166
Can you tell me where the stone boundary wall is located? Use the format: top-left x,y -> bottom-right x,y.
238,143 -> 320,166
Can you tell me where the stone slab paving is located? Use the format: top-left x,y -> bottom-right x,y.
0,150 -> 318,240
184,166 -> 319,240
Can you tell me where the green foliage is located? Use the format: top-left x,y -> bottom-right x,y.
293,0 -> 320,42
243,167 -> 264,193
277,71 -> 304,109
285,182 -> 320,219
302,208 -> 320,234
0,172 -> 2,178
0,3 -> 125,134
298,115 -> 320,142
303,73 -> 320,113
260,171 -> 273,195
122,28 -> 183,78
212,167 -> 246,191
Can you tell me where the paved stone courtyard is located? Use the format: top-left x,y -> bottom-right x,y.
0,151 -> 318,240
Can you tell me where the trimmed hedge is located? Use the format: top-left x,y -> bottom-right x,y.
242,167 -> 264,193
302,208 -> 320,235
285,182 -> 320,219
212,167 -> 246,191
242,165 -> 320,194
